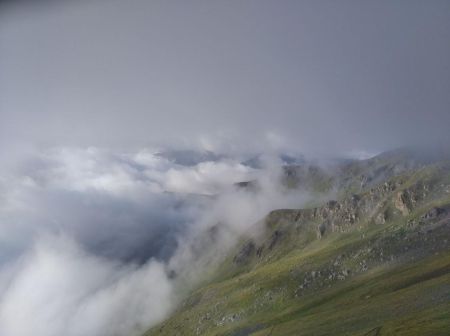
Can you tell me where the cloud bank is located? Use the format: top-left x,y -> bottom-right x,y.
0,235 -> 173,336
0,147 -> 318,336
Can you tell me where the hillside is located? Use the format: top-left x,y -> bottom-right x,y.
144,150 -> 450,336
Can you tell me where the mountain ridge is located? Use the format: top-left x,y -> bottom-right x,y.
144,149 -> 450,336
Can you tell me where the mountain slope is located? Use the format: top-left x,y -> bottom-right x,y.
144,152 -> 450,336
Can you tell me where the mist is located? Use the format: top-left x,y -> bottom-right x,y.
0,234 -> 174,336
0,147 -> 323,336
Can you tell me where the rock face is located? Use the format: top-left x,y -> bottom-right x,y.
230,159 -> 450,268
233,241 -> 255,264
317,222 -> 327,238
394,191 -> 412,215
267,230 -> 283,250
421,206 -> 448,220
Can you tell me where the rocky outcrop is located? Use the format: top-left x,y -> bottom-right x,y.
421,206 -> 448,220
233,241 -> 255,264
394,191 -> 412,215
233,165 -> 450,266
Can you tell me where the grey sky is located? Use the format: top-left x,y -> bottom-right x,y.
1,0 -> 449,155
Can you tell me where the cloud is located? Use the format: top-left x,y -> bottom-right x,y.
0,234 -> 173,336
0,148 -> 203,263
163,161 -> 254,195
0,146 -> 325,336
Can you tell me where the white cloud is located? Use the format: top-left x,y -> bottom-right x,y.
0,146 -> 323,336
0,235 -> 173,336
163,161 -> 253,195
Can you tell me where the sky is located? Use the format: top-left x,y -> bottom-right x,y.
0,1 -> 450,335
1,0 -> 449,155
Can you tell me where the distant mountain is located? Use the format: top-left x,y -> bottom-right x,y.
242,153 -> 306,169
144,148 -> 450,336
155,149 -> 224,166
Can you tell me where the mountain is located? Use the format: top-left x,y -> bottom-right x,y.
144,149 -> 450,336
242,153 -> 306,169
155,150 -> 224,166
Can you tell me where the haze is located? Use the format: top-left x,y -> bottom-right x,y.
1,0 -> 449,155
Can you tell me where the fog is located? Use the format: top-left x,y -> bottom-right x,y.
0,147 -> 321,336
0,234 -> 174,336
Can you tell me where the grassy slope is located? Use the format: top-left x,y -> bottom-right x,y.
145,156 -> 450,336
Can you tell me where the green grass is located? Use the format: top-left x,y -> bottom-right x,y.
145,217 -> 450,336
260,255 -> 450,334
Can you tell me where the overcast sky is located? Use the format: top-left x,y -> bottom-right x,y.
1,0 -> 449,155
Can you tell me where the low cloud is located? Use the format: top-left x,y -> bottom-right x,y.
0,146 -> 321,336
0,234 -> 173,336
